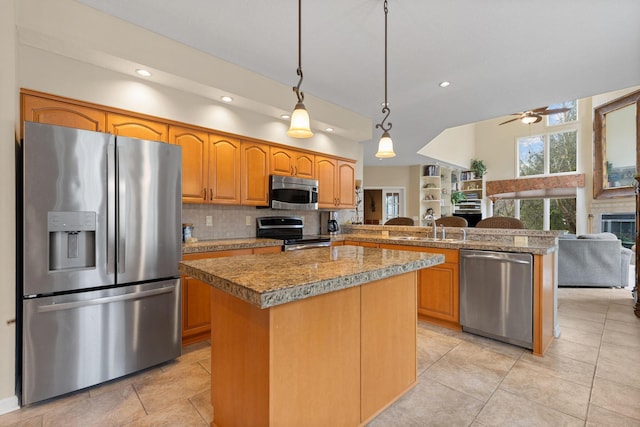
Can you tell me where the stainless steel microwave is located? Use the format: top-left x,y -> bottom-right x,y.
269,175 -> 318,210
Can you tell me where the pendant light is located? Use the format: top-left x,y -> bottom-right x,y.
375,0 -> 396,158
287,0 -> 313,138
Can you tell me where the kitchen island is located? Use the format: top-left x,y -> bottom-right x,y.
179,245 -> 444,427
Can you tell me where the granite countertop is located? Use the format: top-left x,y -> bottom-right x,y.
335,234 -> 556,255
182,238 -> 282,254
179,245 -> 444,309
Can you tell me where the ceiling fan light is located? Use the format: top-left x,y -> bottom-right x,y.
375,131 -> 396,158
521,115 -> 538,124
287,102 -> 313,138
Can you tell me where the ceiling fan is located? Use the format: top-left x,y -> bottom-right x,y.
498,106 -> 570,125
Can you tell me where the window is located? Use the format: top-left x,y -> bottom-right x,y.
550,198 -> 576,233
518,136 -> 544,176
385,192 -> 400,220
546,100 -> 577,126
518,130 -> 576,177
494,198 -> 576,233
493,199 -> 515,217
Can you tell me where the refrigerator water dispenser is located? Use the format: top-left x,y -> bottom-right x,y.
48,211 -> 96,271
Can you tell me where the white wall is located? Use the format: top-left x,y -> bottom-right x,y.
0,0 -> 18,414
418,123 -> 475,169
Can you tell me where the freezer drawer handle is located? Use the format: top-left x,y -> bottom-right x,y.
462,253 -> 531,265
36,286 -> 175,313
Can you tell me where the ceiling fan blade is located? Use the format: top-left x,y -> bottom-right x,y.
530,107 -> 549,113
498,117 -> 521,125
534,116 -> 543,123
540,107 -> 570,115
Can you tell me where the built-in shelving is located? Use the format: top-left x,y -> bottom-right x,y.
454,172 -> 483,215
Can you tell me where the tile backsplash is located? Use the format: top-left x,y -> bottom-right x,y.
182,204 -> 328,240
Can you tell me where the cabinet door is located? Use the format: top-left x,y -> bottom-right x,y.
170,126 -> 209,203
209,134 -> 241,204
270,147 -> 295,176
182,249 -> 253,345
294,152 -> 315,179
182,275 -> 212,346
106,113 -> 168,142
337,161 -> 356,207
378,244 -> 460,328
241,141 -> 270,206
22,94 -> 106,134
270,147 -> 315,179
316,156 -> 338,207
418,263 -> 459,323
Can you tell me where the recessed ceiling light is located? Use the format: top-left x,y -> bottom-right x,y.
439,81 -> 451,88
220,96 -> 233,103
280,114 -> 291,119
325,127 -> 334,132
135,69 -> 152,77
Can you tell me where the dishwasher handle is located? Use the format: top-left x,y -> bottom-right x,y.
462,253 -> 531,265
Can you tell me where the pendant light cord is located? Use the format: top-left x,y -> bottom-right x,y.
293,0 -> 305,103
376,0 -> 392,133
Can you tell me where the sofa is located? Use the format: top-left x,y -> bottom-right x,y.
558,233 -> 632,288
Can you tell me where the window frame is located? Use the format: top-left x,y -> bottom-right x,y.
516,128 -> 578,178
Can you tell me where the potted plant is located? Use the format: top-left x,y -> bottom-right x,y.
471,159 -> 487,178
451,191 -> 466,205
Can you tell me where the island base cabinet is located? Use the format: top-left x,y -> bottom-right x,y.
209,272 -> 418,427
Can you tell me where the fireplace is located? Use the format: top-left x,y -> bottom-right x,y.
601,213 -> 635,249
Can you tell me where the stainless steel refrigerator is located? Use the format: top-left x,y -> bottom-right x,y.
20,122 -> 182,405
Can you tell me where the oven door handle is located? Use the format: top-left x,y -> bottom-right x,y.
284,242 -> 332,251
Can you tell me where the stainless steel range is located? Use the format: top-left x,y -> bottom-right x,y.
256,216 -> 331,251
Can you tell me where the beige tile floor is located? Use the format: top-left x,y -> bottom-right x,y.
1,287 -> 639,426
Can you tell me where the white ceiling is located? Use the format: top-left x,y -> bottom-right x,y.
74,0 -> 640,166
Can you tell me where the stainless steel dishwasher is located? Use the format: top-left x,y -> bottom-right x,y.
460,249 -> 533,349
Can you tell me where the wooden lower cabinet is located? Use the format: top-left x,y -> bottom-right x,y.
181,247 -> 280,345
379,244 -> 460,330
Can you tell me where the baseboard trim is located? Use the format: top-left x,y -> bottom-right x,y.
0,395 -> 20,415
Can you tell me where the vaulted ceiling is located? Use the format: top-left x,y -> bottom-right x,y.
75,0 -> 640,165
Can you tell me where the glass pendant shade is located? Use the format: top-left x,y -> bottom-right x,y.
287,102 -> 313,138
375,131 -> 396,158
521,115 -> 538,124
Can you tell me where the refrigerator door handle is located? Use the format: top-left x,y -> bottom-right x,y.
107,144 -> 116,274
117,146 -> 126,274
36,286 -> 175,313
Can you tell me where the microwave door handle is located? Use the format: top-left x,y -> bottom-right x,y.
107,144 -> 116,275
117,146 -> 126,274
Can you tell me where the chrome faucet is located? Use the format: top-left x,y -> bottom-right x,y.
460,228 -> 467,241
425,214 -> 437,238
440,225 -> 445,240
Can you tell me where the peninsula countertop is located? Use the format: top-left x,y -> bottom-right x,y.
179,245 -> 444,308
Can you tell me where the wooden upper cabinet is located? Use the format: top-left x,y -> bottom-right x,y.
22,94 -> 106,135
270,147 -> 315,179
241,141 -> 270,206
295,152 -> 315,179
106,113 -> 168,142
316,156 -> 355,208
337,160 -> 356,208
170,125 -> 208,204
316,156 -> 338,207
209,134 -> 241,204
